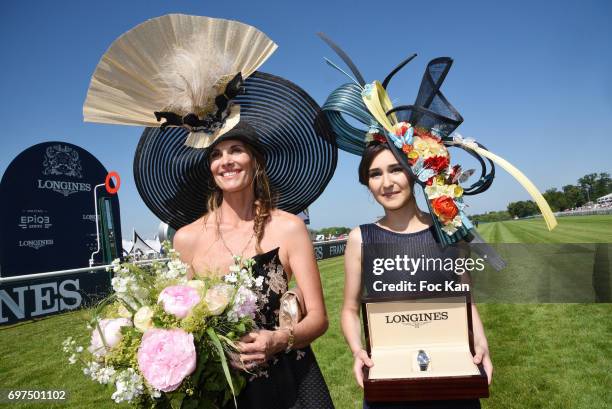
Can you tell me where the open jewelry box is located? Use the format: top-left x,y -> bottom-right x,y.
361,293 -> 489,401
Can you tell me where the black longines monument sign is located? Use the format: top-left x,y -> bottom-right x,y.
0,142 -> 122,324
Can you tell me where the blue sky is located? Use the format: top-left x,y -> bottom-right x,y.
1,0 -> 611,238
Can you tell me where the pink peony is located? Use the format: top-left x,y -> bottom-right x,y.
157,285 -> 201,319
88,318 -> 132,357
137,328 -> 196,392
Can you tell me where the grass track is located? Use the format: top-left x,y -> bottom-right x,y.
1,216 -> 611,408
477,215 -> 612,243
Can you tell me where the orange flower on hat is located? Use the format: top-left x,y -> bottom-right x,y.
431,196 -> 459,223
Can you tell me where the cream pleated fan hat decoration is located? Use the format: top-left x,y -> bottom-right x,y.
83,14 -> 277,148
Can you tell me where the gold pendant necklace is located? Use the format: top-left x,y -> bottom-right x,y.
216,208 -> 255,262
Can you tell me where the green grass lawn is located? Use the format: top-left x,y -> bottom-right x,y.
1,215 -> 611,408
476,215 -> 612,243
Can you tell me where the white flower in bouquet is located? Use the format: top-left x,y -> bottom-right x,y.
83,362 -> 116,385
186,279 -> 206,292
97,366 -> 117,385
116,294 -> 140,310
224,272 -> 238,283
107,258 -> 122,273
62,336 -> 77,353
227,286 -> 259,322
131,285 -> 150,305
88,318 -> 132,358
117,304 -> 132,318
63,337 -> 85,365
204,284 -> 234,315
238,268 -> 254,287
83,361 -> 100,377
133,306 -> 154,332
111,275 -> 134,293
111,368 -> 144,403
160,259 -> 189,280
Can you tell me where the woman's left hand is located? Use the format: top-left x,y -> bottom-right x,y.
231,330 -> 287,371
473,338 -> 493,385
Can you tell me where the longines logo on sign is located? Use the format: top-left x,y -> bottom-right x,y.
18,210 -> 52,229
37,144 -> 91,196
82,214 -> 97,222
18,239 -> 54,250
384,311 -> 449,328
0,279 -> 83,324
37,179 -> 92,197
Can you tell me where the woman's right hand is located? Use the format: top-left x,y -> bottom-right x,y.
353,349 -> 374,388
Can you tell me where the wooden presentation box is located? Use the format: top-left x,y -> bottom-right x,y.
361,293 -> 489,402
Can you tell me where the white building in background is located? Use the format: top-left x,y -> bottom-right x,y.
122,230 -> 161,259
597,193 -> 612,205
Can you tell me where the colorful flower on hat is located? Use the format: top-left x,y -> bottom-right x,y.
386,121 -> 470,236
424,155 -> 450,173
431,196 -> 459,222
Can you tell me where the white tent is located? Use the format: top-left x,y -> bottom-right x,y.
122,230 -> 162,259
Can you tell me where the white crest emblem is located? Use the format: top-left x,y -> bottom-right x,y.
42,144 -> 83,178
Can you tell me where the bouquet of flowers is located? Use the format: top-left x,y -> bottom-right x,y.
62,243 -> 263,408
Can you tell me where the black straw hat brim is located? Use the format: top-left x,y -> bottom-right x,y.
134,71 -> 337,230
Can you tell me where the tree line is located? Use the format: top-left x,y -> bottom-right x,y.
471,172 -> 611,222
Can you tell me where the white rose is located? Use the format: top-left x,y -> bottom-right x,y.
186,280 -> 205,293
117,304 -> 132,318
133,306 -> 154,332
204,284 -> 234,315
88,318 -> 132,358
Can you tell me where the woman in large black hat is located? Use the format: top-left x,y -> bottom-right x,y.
84,14 -> 336,409
318,34 -> 558,409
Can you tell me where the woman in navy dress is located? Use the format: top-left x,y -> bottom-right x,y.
341,142 -> 493,409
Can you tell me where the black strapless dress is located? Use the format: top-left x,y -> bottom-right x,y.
226,247 -> 335,409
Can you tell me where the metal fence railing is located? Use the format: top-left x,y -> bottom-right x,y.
526,208 -> 612,218
0,258 -> 170,284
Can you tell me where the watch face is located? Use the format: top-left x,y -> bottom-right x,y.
417,351 -> 430,365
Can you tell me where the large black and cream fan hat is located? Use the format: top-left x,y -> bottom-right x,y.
84,14 -> 337,229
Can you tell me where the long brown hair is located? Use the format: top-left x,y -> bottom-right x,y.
206,145 -> 275,254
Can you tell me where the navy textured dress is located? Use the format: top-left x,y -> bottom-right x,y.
227,247 -> 335,409
360,223 -> 480,409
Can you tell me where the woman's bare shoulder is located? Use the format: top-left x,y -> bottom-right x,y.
347,226 -> 363,245
268,209 -> 306,233
173,217 -> 205,253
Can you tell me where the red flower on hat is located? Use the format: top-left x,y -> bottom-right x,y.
424,155 -> 450,173
395,123 -> 411,136
431,196 -> 459,222
372,133 -> 386,144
